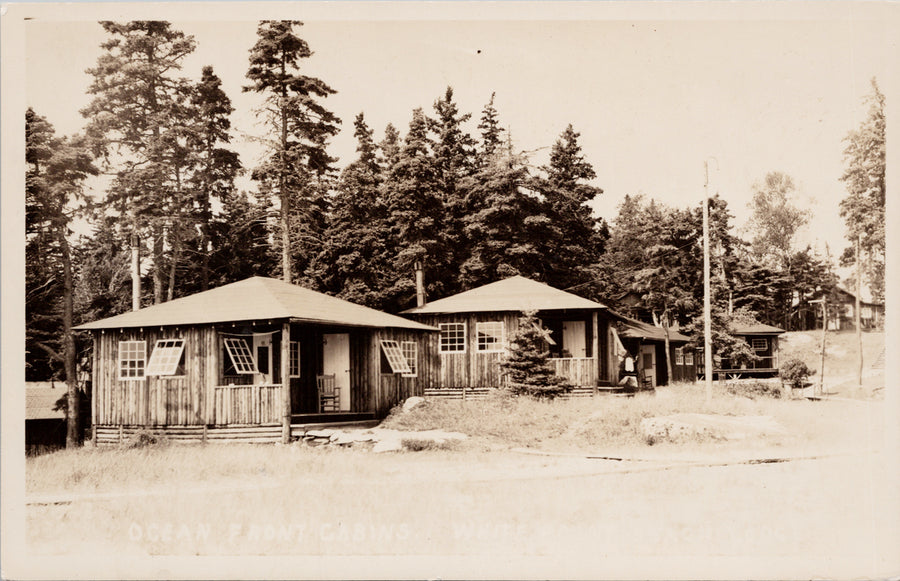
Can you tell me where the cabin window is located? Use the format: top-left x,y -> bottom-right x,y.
224,338 -> 258,374
675,347 -> 684,366
685,351 -> 694,366
146,339 -> 186,376
476,321 -> 504,352
751,338 -> 768,351
439,323 -> 466,353
289,341 -> 300,378
118,341 -> 147,380
380,340 -> 412,374
401,341 -> 417,377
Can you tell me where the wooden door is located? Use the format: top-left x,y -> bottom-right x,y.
323,333 -> 350,411
640,344 -> 656,388
253,334 -> 273,384
562,321 -> 587,358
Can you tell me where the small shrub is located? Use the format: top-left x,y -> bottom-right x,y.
401,438 -> 460,452
726,379 -> 782,399
780,358 -> 815,390
124,430 -> 168,449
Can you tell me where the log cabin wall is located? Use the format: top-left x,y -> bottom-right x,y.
371,328 -> 438,416
92,325 -> 218,427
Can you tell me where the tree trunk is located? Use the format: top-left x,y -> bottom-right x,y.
59,229 -> 80,448
662,315 -> 673,386
131,220 -> 141,311
167,234 -> 181,302
280,53 -> 292,284
153,226 -> 165,304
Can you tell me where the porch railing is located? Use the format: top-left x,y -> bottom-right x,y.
214,383 -> 282,426
549,357 -> 598,387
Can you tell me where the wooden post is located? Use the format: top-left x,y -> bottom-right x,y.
592,312 -> 599,396
703,162 -> 713,403
281,322 -> 291,444
91,333 -> 98,446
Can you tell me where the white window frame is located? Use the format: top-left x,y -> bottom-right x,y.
675,347 -> 684,366
118,341 -> 147,380
224,337 -> 258,374
685,351 -> 695,366
381,340 -> 413,374
146,339 -> 186,377
401,341 -> 418,377
476,321 -> 504,352
289,341 -> 301,378
439,322 -> 467,353
751,338 -> 768,351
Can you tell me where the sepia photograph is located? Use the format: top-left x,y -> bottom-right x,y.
2,2 -> 898,579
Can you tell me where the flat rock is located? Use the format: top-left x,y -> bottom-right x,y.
402,396 -> 426,413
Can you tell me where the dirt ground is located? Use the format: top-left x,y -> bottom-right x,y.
19,398 -> 900,580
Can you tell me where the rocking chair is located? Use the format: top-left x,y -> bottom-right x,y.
317,374 -> 340,413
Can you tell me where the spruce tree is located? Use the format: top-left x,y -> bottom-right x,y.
476,92 -> 505,164
500,310 -> 572,399
244,20 -> 340,283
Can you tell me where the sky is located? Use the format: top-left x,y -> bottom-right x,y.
18,3 -> 896,277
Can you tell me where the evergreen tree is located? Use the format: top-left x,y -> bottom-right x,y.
476,92 -> 505,164
428,87 -> 477,296
459,139 -> 548,288
839,78 -> 885,301
380,108 -> 447,309
532,124 -> 605,289
26,108 -> 98,447
311,113 -> 396,308
188,65 -> 241,292
207,190 -> 275,286
244,20 -> 340,283
500,310 -> 572,399
82,21 -> 198,307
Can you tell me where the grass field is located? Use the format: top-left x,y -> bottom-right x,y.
779,330 -> 884,395
22,377 -> 898,579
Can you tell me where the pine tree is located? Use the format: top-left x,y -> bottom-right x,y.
244,20 -> 340,283
188,65 -> 241,292
26,108 -> 98,447
380,108 -> 447,309
533,124 -> 605,289
82,21 -> 198,307
500,310 -> 572,399
459,139 -> 548,288
476,92 -> 505,164
311,113 -> 396,308
839,78 -> 885,301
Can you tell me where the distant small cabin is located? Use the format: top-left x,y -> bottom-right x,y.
26,382 -> 67,454
401,276 -> 621,397
698,323 -> 786,379
75,277 -> 438,444
826,287 -> 885,331
615,317 -> 697,387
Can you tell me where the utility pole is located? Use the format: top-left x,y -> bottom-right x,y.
855,234 -> 863,390
703,160 -> 713,403
810,297 -> 827,397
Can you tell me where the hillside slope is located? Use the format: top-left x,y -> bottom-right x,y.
779,330 -> 884,394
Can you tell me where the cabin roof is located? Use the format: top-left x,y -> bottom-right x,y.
401,276 -> 607,315
26,383 -> 66,420
74,277 -> 437,332
616,317 -> 691,343
731,323 -> 786,336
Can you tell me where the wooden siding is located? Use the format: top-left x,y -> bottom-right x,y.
372,328 -> 439,415
213,384 -> 282,426
410,310 -> 613,389
93,326 -> 217,426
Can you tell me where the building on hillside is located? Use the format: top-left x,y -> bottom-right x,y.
615,317 -> 697,388
75,277 -> 438,445
824,287 -> 885,331
402,275 -> 681,397
697,323 -> 786,379
26,382 -> 67,454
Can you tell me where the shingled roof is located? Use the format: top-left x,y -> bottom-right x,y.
731,323 -> 785,336
75,277 -> 436,331
616,317 -> 691,343
401,276 -> 607,314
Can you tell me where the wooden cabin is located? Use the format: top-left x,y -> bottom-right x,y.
26,382 -> 67,454
697,323 -> 785,379
401,276 -> 620,397
826,287 -> 885,331
614,317 -> 697,388
74,277 -> 438,444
